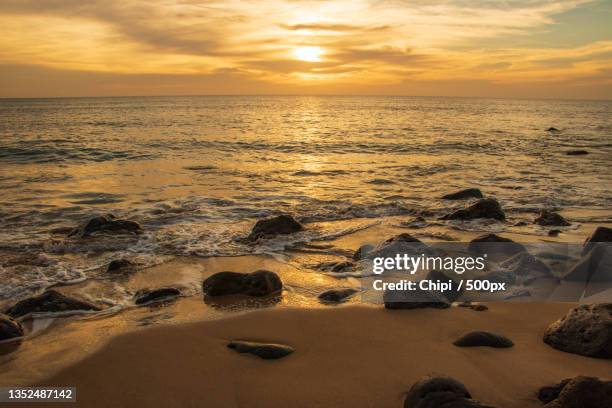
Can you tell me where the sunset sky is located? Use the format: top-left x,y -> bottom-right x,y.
0,0 -> 611,99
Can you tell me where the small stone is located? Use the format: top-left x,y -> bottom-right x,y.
440,198 -> 505,221
404,375 -> 495,408
4,290 -> 101,318
107,259 -> 135,273
0,314 -> 24,341
566,150 -> 589,155
441,188 -> 484,200
247,215 -> 303,241
71,214 -> 142,237
453,331 -> 514,348
134,287 -> 181,305
534,210 -> 570,226
227,341 -> 294,359
203,270 -> 282,297
546,127 -> 560,132
468,233 -> 526,257
318,288 -> 358,303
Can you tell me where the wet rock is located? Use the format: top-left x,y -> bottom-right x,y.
107,259 -> 135,273
440,198 -> 505,221
543,303 -> 612,358
365,233 -> 431,260
400,216 -> 428,229
71,214 -> 142,237
468,233 -> 526,257
353,244 -> 374,260
563,243 -> 612,283
404,375 -> 495,408
247,215 -> 303,241
202,270 -> 282,297
453,331 -> 513,348
5,290 -> 101,318
456,301 -> 488,311
0,314 -> 24,341
534,210 -> 570,227
546,127 -> 560,132
583,226 -> 612,255
318,288 -> 358,303
330,261 -> 355,273
539,376 -> 612,408
566,150 -> 589,155
548,229 -> 561,237
441,188 -> 484,200
498,252 -> 551,278
227,341 -> 294,360
134,287 -> 181,305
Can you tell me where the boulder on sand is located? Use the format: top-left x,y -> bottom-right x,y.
107,259 -> 135,273
202,270 -> 282,297
404,375 -> 495,408
453,331 -> 513,348
0,314 -> 24,341
543,303 -> 612,358
70,214 -> 142,237
318,288 -> 358,303
247,215 -> 303,241
534,210 -> 570,226
227,341 -> 294,360
363,233 -> 430,260
468,233 -> 526,257
440,198 -> 506,221
582,226 -> 612,255
4,290 -> 101,318
134,287 -> 181,305
441,188 -> 483,200
538,376 -> 612,408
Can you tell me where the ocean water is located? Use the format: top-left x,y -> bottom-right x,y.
1,96 -> 611,302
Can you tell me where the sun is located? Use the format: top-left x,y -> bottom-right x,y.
293,46 -> 325,62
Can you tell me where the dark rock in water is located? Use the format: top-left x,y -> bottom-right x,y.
134,287 -> 181,305
563,243 -> 612,283
499,252 -> 551,278
353,244 -> 374,260
331,261 -> 355,273
546,127 -> 560,132
441,188 -> 484,200
453,331 -> 513,348
468,233 -> 526,257
71,214 -> 142,237
400,216 -> 428,229
440,198 -> 505,221
427,270 -> 464,302
318,288 -> 358,303
534,210 -> 570,226
247,215 -> 303,241
5,290 -> 101,318
583,226 -> 612,255
365,233 -> 431,260
404,375 -> 494,408
107,259 -> 135,273
0,314 -> 24,340
384,287 -> 450,310
543,303 -> 612,358
566,150 -> 589,155
227,341 -> 294,360
202,270 -> 282,297
539,376 -> 612,408
457,301 -> 488,311
548,229 -> 561,237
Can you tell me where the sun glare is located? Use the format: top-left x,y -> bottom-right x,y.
293,46 -> 325,62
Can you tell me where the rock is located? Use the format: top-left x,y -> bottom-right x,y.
583,226 -> 612,255
498,252 -> 551,278
468,234 -> 526,257
404,375 -> 494,408
548,229 -> 561,237
546,127 -> 560,132
457,301 -> 488,311
539,376 -> 612,408
331,261 -> 355,273
365,233 -> 431,260
247,215 -> 303,241
5,290 -> 101,318
566,150 -> 589,155
543,303 -> 612,358
440,198 -> 505,221
202,270 -> 282,297
70,214 -> 142,237
441,188 -> 484,200
563,243 -> 612,283
400,216 -> 428,229
134,287 -> 181,305
353,244 -> 374,260
534,210 -> 570,226
107,259 -> 135,273
453,331 -> 513,348
0,314 -> 24,341
318,288 -> 358,303
227,341 -> 294,360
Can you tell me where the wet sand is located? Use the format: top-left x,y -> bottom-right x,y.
9,303 -> 611,408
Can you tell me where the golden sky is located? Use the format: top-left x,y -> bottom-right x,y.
0,0 -> 611,98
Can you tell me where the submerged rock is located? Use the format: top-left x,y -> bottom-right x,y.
5,290 -> 101,318
441,188 -> 484,200
107,259 -> 135,274
539,376 -> 612,408
202,270 -> 282,297
134,287 -> 181,305
534,210 -> 570,226
404,375 -> 494,408
71,214 -> 142,237
318,288 -> 358,303
543,303 -> 612,358
468,233 -> 526,257
453,331 -> 513,348
0,314 -> 24,341
583,226 -> 612,255
247,215 -> 303,241
566,150 -> 589,155
364,233 -> 430,260
440,198 -> 505,221
546,127 -> 560,132
227,341 -> 294,360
